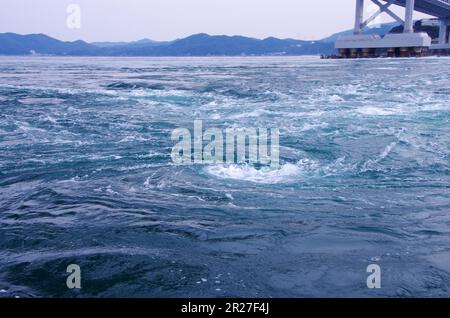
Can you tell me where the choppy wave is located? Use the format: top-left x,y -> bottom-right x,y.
106,81 -> 166,90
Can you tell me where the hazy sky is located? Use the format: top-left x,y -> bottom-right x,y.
0,0 -> 430,42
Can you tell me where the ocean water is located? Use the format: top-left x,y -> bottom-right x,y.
0,56 -> 450,298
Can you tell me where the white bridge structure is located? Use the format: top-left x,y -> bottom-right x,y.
336,0 -> 450,57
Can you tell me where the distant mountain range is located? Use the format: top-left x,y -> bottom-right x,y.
0,23 -> 401,57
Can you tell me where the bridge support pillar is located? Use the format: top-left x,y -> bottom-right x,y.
354,0 -> 365,35
404,0 -> 415,33
439,19 -> 449,45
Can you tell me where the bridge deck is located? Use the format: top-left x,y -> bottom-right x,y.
385,0 -> 450,18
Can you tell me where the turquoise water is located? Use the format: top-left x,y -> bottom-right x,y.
0,56 -> 450,297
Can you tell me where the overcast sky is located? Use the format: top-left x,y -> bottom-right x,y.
0,0 -> 430,42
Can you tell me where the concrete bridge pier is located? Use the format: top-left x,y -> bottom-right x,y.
354,0 -> 365,34
336,0 -> 433,58
430,18 -> 450,55
404,0 -> 415,33
438,19 -> 449,44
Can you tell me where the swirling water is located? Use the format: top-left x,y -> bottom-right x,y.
0,56 -> 450,298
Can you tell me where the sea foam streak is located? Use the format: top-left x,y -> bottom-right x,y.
204,163 -> 302,184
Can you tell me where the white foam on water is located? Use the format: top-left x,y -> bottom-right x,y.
287,110 -> 325,118
127,88 -> 193,100
298,122 -> 328,132
421,103 -> 450,112
361,142 -> 397,171
204,162 -> 307,184
18,97 -> 64,105
118,134 -> 148,143
37,114 -> 58,124
89,154 -> 123,161
339,84 -> 361,95
379,142 -> 397,160
228,108 -> 269,119
357,106 -> 397,116
116,163 -> 161,172
328,94 -> 344,102
1,84 -> 119,97
204,156 -> 362,183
